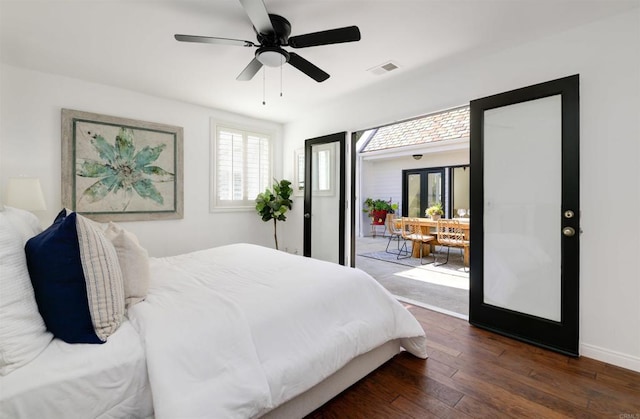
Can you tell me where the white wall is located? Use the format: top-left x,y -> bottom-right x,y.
280,9 -> 640,371
0,64 -> 284,256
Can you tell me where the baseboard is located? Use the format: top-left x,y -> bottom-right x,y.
580,342 -> 640,373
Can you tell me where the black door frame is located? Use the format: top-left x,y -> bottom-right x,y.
303,132 -> 347,265
401,167 -> 446,218
469,74 -> 580,356
350,132 -> 357,268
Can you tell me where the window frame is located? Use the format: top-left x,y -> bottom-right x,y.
210,122 -> 274,212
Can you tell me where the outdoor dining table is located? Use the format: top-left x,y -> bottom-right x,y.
396,217 -> 470,265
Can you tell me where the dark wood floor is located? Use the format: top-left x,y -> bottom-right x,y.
307,304 -> 640,418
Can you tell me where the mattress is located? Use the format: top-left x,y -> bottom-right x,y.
0,320 -> 153,419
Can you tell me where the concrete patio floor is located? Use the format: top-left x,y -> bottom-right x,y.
355,236 -> 469,319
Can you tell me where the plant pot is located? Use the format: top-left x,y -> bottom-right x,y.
371,210 -> 388,225
430,214 -> 441,221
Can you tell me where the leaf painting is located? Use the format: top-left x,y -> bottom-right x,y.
76,127 -> 174,212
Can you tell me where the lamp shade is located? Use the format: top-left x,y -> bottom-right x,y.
6,177 -> 47,211
256,47 -> 289,67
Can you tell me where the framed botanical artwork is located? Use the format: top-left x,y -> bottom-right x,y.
61,109 -> 184,221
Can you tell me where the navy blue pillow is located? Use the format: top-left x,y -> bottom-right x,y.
26,210 -> 101,343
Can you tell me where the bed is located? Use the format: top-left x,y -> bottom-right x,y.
0,206 -> 427,418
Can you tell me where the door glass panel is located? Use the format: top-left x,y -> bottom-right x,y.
407,174 -> 421,217
317,149 -> 331,191
427,172 -> 443,209
483,95 -> 562,321
311,142 -> 339,262
453,167 -> 470,217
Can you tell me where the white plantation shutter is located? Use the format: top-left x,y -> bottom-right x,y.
246,134 -> 270,200
213,126 -> 272,209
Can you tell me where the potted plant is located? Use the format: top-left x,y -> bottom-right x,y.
363,198 -> 397,225
255,179 -> 293,250
425,202 -> 444,220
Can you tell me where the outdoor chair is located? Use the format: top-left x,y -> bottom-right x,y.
435,219 -> 470,271
384,213 -> 409,256
399,217 -> 435,265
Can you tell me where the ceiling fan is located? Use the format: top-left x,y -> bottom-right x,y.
174,0 -> 361,83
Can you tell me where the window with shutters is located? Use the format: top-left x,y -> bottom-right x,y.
211,125 -> 272,210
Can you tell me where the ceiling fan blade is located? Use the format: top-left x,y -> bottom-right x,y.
236,58 -> 263,81
288,52 -> 329,82
175,34 -> 256,47
288,26 -> 361,48
239,0 -> 274,35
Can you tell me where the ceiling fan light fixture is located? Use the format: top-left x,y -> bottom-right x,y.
175,2 -> 361,82
256,47 -> 289,67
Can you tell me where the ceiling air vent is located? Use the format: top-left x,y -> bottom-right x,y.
367,61 -> 399,76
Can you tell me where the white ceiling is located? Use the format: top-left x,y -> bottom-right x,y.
1,0 -> 637,123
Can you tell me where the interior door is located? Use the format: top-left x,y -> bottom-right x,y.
469,75 -> 580,356
303,132 -> 346,264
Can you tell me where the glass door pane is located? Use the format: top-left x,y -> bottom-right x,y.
427,172 -> 443,209
311,142 -> 339,262
483,95 -> 562,322
407,174 -> 421,217
452,166 -> 470,218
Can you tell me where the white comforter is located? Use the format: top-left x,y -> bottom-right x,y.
128,243 -> 427,418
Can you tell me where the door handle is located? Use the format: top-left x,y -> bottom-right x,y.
304,213 -> 311,219
562,227 -> 575,237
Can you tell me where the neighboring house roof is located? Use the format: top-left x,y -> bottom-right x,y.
361,105 -> 469,152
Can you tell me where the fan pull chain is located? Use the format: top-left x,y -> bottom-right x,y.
280,55 -> 283,97
262,67 -> 266,106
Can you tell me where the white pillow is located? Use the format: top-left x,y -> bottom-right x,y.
0,212 -> 53,375
103,222 -> 150,307
0,206 -> 42,244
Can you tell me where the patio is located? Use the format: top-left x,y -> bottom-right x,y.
355,236 -> 469,318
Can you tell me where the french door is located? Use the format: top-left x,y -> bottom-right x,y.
469,75 -> 580,356
303,132 -> 346,264
402,168 -> 445,218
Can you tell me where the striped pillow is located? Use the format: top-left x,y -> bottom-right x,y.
26,210 -> 125,343
75,214 -> 125,340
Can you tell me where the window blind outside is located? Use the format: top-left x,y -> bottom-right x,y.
215,127 -> 271,208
